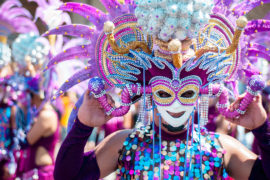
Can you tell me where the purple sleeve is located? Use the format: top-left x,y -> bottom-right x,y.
250,119 -> 270,179
54,118 -> 100,180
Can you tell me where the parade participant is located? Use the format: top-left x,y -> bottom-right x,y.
15,76 -> 59,180
10,18 -> 60,180
0,0 -> 38,178
10,10 -> 70,180
45,0 -> 270,179
11,32 -> 59,179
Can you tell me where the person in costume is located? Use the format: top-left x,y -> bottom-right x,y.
15,75 -> 59,180
0,0 -> 38,178
46,0 -> 270,179
10,30 -> 63,180
9,14 -> 61,180
11,1 -> 72,179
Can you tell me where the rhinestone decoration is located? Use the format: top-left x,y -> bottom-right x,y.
200,95 -> 209,126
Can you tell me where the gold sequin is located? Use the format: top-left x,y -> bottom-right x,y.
152,85 -> 176,105
177,84 -> 199,104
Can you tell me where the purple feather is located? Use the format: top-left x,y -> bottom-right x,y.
252,35 -> 270,45
46,45 -> 91,70
214,0 -> 233,8
53,66 -> 93,99
99,0 -> 129,18
13,18 -> 38,34
58,3 -> 108,30
232,0 -> 270,17
247,48 -> 270,62
0,0 -> 21,13
0,0 -> 37,36
244,19 -> 270,35
5,8 -> 32,19
125,0 -> 136,13
44,24 -> 96,40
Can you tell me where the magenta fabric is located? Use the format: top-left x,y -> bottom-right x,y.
102,117 -> 124,137
21,165 -> 54,180
16,122 -> 60,178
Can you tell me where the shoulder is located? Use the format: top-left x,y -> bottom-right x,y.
98,129 -> 133,148
215,132 -> 254,159
217,133 -> 239,149
37,107 -> 58,128
95,129 -> 133,159
38,107 -> 57,120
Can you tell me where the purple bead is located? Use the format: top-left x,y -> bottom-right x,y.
126,156 -> 131,161
172,79 -> 180,87
248,75 -> 265,92
88,76 -> 105,95
164,174 -> 169,178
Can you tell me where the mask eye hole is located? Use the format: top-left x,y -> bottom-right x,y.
181,90 -> 195,98
157,90 -> 172,98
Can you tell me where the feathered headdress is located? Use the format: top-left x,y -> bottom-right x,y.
43,1 -> 268,129
0,0 -> 38,68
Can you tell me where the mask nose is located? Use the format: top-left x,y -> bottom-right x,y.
169,100 -> 182,111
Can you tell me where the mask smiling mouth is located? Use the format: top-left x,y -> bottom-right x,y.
167,111 -> 185,118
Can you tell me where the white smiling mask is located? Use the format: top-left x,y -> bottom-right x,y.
156,100 -> 195,127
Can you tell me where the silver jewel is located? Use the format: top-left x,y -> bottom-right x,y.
216,102 -> 230,109
136,83 -> 141,95
92,90 -> 106,98
199,94 -> 209,126
246,86 -> 259,96
106,107 -> 116,116
126,84 -> 133,96
120,102 -> 133,106
216,84 -> 224,97
236,108 -> 246,115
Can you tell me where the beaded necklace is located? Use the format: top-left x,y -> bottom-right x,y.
116,125 -> 229,180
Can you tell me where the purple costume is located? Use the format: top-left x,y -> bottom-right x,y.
54,118 -> 99,180
16,122 -> 60,180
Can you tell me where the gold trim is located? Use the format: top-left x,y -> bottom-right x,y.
195,23 -> 243,57
48,35 -> 56,46
172,54 -> 183,69
154,51 -> 173,62
107,34 -> 151,54
152,85 -> 176,105
0,36 -> 7,44
177,84 -> 199,104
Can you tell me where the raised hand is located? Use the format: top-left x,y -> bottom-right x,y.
227,94 -> 267,130
78,90 -> 114,127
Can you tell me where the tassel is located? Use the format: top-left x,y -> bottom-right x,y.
199,95 -> 209,126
